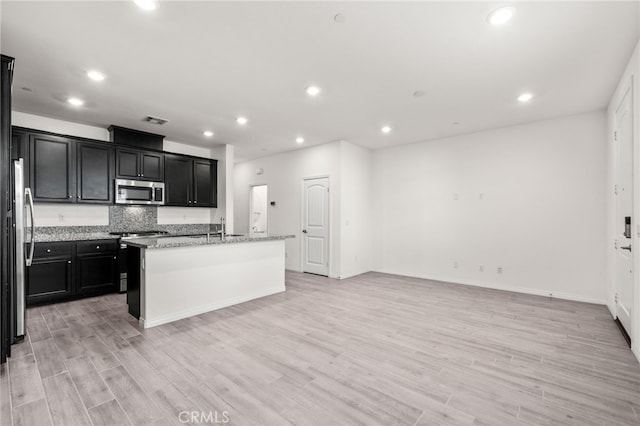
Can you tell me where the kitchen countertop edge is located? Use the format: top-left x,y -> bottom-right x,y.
32,232 -> 120,242
123,234 -> 295,249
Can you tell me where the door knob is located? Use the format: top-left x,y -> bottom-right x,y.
302,229 -> 307,233
621,245 -> 632,251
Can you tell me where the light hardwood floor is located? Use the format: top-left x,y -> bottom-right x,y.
1,271 -> 639,426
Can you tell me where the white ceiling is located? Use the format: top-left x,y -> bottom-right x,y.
1,1 -> 639,162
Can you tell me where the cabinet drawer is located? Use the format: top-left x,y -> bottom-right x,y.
76,240 -> 117,254
34,242 -> 73,259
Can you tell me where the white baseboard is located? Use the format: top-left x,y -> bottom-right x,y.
140,286 -> 285,328
372,269 -> 607,305
339,270 -> 371,280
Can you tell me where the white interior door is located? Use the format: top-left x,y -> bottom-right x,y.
302,177 -> 329,276
615,85 -> 634,337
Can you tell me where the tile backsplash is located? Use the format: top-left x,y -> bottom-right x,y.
109,205 -> 158,231
33,204 -> 216,234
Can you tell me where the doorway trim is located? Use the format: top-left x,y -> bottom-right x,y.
300,175 -> 330,276
249,183 -> 269,235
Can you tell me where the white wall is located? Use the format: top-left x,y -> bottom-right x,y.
607,39 -> 640,361
13,111 -> 109,141
234,142 -> 342,278
340,141 -> 373,279
12,111 -> 225,227
373,111 -> 608,304
212,144 -> 234,230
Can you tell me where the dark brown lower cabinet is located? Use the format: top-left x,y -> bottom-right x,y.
27,256 -> 73,305
27,240 -> 118,306
76,253 -> 118,296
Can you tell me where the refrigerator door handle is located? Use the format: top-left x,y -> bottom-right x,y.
25,188 -> 35,267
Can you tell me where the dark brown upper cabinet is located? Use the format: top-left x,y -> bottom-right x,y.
116,148 -> 163,181
164,154 -> 192,206
165,154 -> 217,207
29,133 -> 75,202
193,159 -> 216,207
14,126 -> 216,208
76,141 -> 114,204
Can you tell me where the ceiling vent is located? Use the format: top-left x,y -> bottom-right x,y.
142,115 -> 168,125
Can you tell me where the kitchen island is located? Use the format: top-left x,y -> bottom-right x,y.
124,233 -> 294,328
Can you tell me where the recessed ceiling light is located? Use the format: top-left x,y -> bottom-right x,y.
296,137 -> 305,144
86,70 -> 105,81
203,130 -> 214,137
381,126 -> 392,134
517,92 -> 533,102
413,90 -> 426,98
236,116 -> 248,125
333,14 -> 346,23
67,97 -> 84,107
134,0 -> 158,11
306,86 -> 321,96
487,6 -> 515,26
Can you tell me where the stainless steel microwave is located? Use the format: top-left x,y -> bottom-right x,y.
115,179 -> 165,205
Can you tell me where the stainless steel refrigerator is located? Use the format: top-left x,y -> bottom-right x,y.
10,158 -> 34,344
1,53 -> 15,363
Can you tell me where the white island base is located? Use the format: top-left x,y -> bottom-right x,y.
136,239 -> 286,328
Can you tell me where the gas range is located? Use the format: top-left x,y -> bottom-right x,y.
109,230 -> 170,240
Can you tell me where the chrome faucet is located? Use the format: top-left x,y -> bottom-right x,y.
220,217 -> 226,238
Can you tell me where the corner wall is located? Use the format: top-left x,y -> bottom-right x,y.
234,142 -> 343,278
372,111 -> 608,304
339,141 -> 373,278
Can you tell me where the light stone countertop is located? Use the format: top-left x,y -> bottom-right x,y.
32,232 -> 120,242
30,224 -> 220,243
122,233 -> 295,249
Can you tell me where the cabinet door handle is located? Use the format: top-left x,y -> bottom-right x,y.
68,195 -> 72,199
96,245 -> 100,249
46,249 -> 51,253
67,261 -> 71,264
113,256 -> 117,260
141,174 -> 144,177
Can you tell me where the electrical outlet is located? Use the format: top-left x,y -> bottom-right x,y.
58,214 -> 64,222
453,261 -> 458,269
497,267 -> 503,274
479,264 -> 484,272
